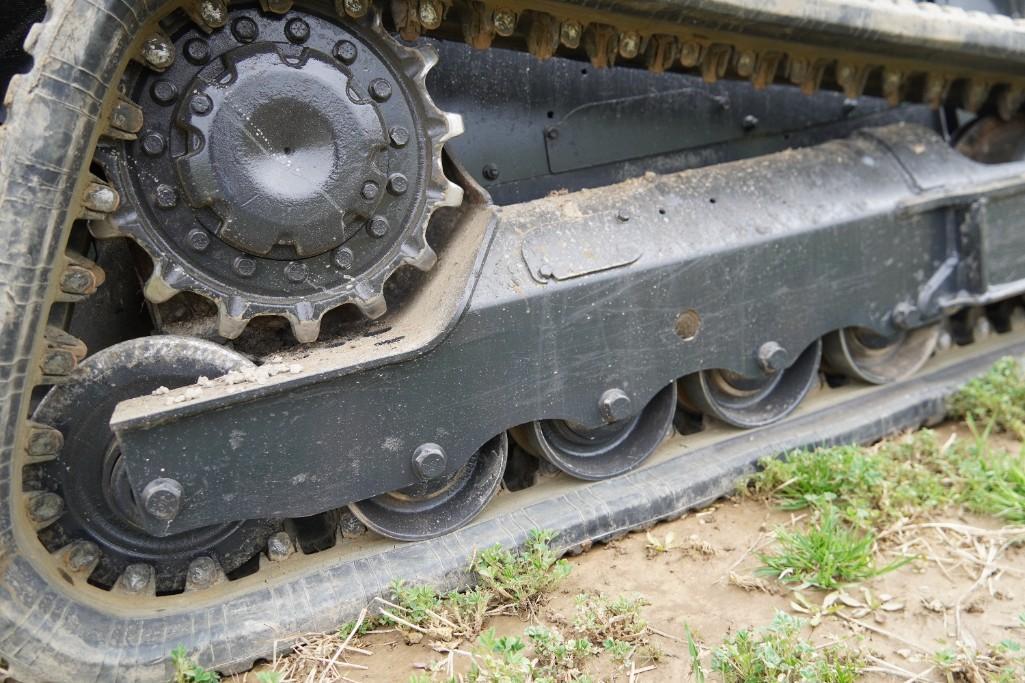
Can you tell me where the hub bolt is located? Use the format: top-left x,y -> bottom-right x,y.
141,34 -> 175,70
232,17 -> 259,43
361,181 -> 380,200
493,9 -> 517,37
341,0 -> 370,18
412,443 -> 447,480
27,492 -> 63,524
151,79 -> 179,105
187,228 -> 211,252
67,541 -> 99,572
333,40 -> 357,64
599,388 -> 633,423
190,93 -> 213,116
482,163 -> 500,181
285,18 -> 311,44
266,531 -> 295,561
140,131 -> 166,156
368,216 -> 389,238
155,184 -> 179,209
120,564 -> 154,593
389,126 -> 409,148
140,477 -> 183,522
284,261 -> 308,282
333,247 -> 354,269
184,38 -> 210,65
234,257 -> 257,277
388,173 -> 408,195
369,79 -> 392,102
757,341 -> 788,373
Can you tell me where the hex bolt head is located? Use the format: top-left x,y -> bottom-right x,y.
757,341 -> 789,374
141,34 -> 175,70
151,79 -> 179,105
482,163 -> 500,181
140,477 -> 183,522
140,131 -> 167,156
337,510 -> 367,538
891,301 -> 922,330
199,0 -> 228,28
184,38 -> 210,65
412,443 -> 447,480
389,126 -> 409,148
120,564 -> 154,593
234,257 -> 257,277
187,556 -> 219,589
342,0 -> 370,18
190,93 -> 213,116
28,492 -> 63,524
742,114 -> 759,131
187,228 -> 211,252
266,531 -> 295,561
155,184 -> 178,209
387,173 -> 408,195
333,40 -> 357,64
368,216 -> 389,238
361,180 -> 380,200
232,17 -> 259,43
369,79 -> 392,102
284,261 -> 308,282
285,18 -> 311,44
493,9 -> 517,36
333,247 -> 354,270
67,541 -> 99,572
599,388 -> 633,423
560,21 -> 582,48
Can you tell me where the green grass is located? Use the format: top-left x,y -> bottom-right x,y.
710,611 -> 861,683
949,357 -> 1025,439
474,529 -> 572,611
757,506 -> 912,590
171,646 -> 219,683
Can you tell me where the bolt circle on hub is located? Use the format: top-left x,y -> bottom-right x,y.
100,5 -> 463,342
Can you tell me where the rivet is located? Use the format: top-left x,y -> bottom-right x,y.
184,38 -> 210,65
198,0 -> 228,28
333,247 -> 354,269
333,40 -> 357,64
482,163 -> 499,181
757,341 -> 788,373
369,79 -> 392,102
141,34 -> 175,70
493,9 -> 516,37
266,532 -> 295,561
232,17 -> 259,43
151,80 -> 179,105
141,477 -> 183,521
599,388 -> 633,423
742,114 -> 759,130
284,261 -> 308,282
67,541 -> 99,572
234,257 -> 257,277
187,228 -> 211,251
342,0 -> 370,18
285,17 -> 310,44
368,216 -> 389,238
27,492 -> 63,524
155,184 -> 178,209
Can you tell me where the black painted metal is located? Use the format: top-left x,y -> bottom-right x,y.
112,124 -> 1025,536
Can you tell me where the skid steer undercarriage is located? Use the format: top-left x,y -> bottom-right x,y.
3,0 -> 1025,679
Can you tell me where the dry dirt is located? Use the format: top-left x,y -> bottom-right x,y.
237,424 -> 1025,682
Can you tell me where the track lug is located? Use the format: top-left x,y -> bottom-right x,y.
618,31 -> 641,60
79,177 -> 120,219
645,34 -> 678,73
836,63 -> 871,100
997,85 -> 1025,121
114,564 -> 156,596
492,8 -> 517,37
584,24 -> 618,68
102,96 -> 144,141
337,511 -> 368,539
339,0 -> 370,19
965,80 -> 991,113
527,13 -> 560,60
924,73 -> 952,110
701,44 -> 732,84
462,1 -> 496,50
60,540 -> 101,577
136,30 -> 176,71
26,492 -> 63,529
266,532 -> 295,561
393,0 -> 423,40
185,0 -> 228,33
260,0 -> 293,13
185,556 -> 226,591
24,421 -> 63,460
883,68 -> 905,105
751,51 -> 784,90
57,252 -> 106,300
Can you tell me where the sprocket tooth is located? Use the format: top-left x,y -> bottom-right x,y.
216,299 -> 251,340
402,239 -> 437,271
142,268 -> 180,304
355,286 -> 388,318
286,306 -> 322,344
114,564 -> 157,596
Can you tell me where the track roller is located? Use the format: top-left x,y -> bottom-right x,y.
348,433 -> 508,541
823,324 -> 940,385
680,340 -> 822,428
512,383 -> 677,481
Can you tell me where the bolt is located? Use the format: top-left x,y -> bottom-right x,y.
757,341 -> 789,373
187,228 -> 211,252
361,180 -> 380,200
342,0 -> 370,18
285,17 -> 310,44
333,247 -> 354,269
140,131 -> 166,156
198,0 -> 227,27
493,9 -> 516,37
232,17 -> 259,42
545,127 -> 559,141
266,531 -> 295,561
184,38 -> 210,65
616,209 -> 630,222
736,50 -> 756,76
141,34 -> 175,70
619,32 -> 640,59
482,163 -> 499,181
891,301 -> 922,330
537,262 -> 553,279
333,40 -> 357,64
599,388 -> 633,424
27,425 -> 62,457
27,492 -> 63,524
741,114 -> 759,131
84,183 -> 119,213
388,173 -> 408,195
412,443 -> 447,480
120,564 -> 153,593
67,541 -> 99,572
368,216 -> 389,238
140,477 -> 183,522
369,79 -> 392,102
842,98 -> 859,115
234,257 -> 257,277
560,21 -> 582,48
60,266 -> 98,295
284,261 -> 308,282
187,556 -> 219,589
155,184 -> 178,209
337,510 -> 367,538
419,0 -> 441,29
190,93 -> 213,115
151,79 -> 179,105
389,126 -> 409,148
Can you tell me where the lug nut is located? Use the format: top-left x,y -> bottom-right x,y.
599,388 -> 633,423
151,79 -> 179,105
198,0 -> 228,28
412,443 -> 447,480
186,556 -> 220,589
155,184 -> 178,209
119,564 -> 154,593
284,261 -> 308,282
187,228 -> 211,252
84,182 -> 119,214
27,492 -> 63,525
341,0 -> 370,18
67,541 -> 99,572
333,40 -> 357,64
389,126 -> 409,148
184,38 -> 210,65
190,93 -> 213,115
493,9 -> 517,36
337,510 -> 367,538
368,216 -> 389,238
361,180 -> 379,200
141,34 -> 175,70
387,173 -> 408,195
333,247 -> 354,269
757,341 -> 788,373
285,18 -> 310,44
482,163 -> 499,181
27,424 -> 63,457
140,477 -> 183,522
369,79 -> 392,102
560,21 -> 582,48
234,257 -> 257,277
266,531 -> 295,561
232,17 -> 259,43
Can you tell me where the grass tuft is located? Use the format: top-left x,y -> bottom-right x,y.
949,356 -> 1025,439
473,529 -> 572,612
171,646 -> 219,683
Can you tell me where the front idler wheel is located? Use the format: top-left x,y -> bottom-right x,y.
681,340 -> 822,428
514,383 -> 677,480
348,433 -> 508,541
823,324 -> 940,384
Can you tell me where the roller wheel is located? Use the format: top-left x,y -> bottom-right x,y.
823,324 -> 940,384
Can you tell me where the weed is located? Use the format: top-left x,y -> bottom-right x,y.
526,625 -> 595,681
572,593 -> 649,645
758,506 -> 911,589
949,357 -> 1025,438
467,629 -> 532,682
474,530 -> 571,611
952,422 -> 1025,524
254,672 -> 282,683
170,646 -> 219,683
685,624 -> 706,683
710,611 -> 861,683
